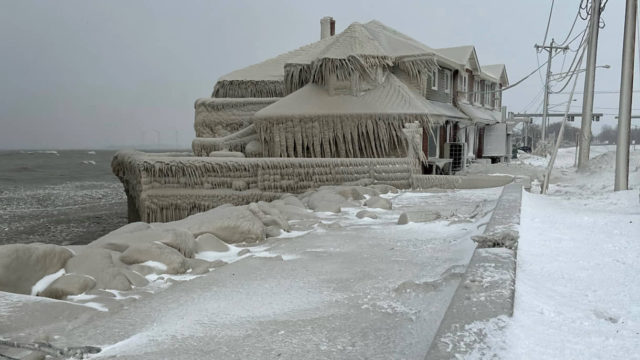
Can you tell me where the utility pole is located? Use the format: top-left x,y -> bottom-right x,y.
535,39 -> 569,145
578,0 -> 602,169
615,0 -> 637,191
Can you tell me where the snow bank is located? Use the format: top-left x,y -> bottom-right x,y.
464,147 -> 640,358
498,190 -> 640,359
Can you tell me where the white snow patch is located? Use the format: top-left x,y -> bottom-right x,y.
140,260 -> 167,272
195,244 -> 252,263
104,289 -> 141,300
66,293 -> 97,301
276,229 -> 313,238
30,268 -> 65,296
145,273 -> 202,283
81,301 -> 109,312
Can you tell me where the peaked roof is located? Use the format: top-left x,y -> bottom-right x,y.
481,64 -> 509,85
220,20 -> 437,82
214,20 -> 508,100
218,36 -> 335,82
255,74 -> 431,117
435,46 -> 481,71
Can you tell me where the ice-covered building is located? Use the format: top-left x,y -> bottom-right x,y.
113,18 -> 512,222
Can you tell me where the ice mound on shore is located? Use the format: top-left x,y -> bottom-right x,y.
0,244 -> 73,295
0,184 -> 397,306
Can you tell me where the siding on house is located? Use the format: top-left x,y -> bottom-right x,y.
425,68 -> 454,103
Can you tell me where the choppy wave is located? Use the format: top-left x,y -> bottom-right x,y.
20,150 -> 60,155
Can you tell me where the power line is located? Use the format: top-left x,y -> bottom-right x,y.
553,90 -> 640,94
558,6 -> 582,46
502,30 -> 586,94
521,86 -> 546,113
541,0 -> 555,48
549,32 -> 588,93
565,105 -> 640,110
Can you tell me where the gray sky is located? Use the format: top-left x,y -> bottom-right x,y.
0,0 -> 635,149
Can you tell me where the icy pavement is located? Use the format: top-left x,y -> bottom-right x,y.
0,188 -> 502,360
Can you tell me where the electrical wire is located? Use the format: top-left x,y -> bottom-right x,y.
515,28 -> 586,89
521,86 -> 546,113
599,0 -> 608,29
541,0 -> 555,50
549,25 -> 589,94
550,41 -> 588,93
558,7 -> 582,46
535,52 -> 547,86
579,0 -> 590,20
536,0 -> 556,86
554,90 -> 640,94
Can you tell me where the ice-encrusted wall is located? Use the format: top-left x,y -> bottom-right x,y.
112,151 -> 413,222
194,97 -> 279,138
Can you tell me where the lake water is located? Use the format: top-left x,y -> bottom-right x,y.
0,150 -> 127,245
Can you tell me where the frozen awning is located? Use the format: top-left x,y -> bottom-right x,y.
458,103 -> 502,124
419,98 -> 470,124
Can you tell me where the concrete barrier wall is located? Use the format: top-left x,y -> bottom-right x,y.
426,183 -> 523,359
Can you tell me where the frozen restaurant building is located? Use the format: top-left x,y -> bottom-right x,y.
113,18 -> 512,222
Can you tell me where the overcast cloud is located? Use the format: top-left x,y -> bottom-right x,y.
0,0 -> 634,149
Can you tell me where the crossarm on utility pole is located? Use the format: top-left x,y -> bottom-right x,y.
534,40 -> 570,147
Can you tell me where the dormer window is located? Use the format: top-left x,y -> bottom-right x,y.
444,70 -> 451,93
431,69 -> 438,90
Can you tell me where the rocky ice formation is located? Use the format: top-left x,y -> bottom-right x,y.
0,184 -> 395,302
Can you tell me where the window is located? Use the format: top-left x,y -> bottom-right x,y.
444,70 -> 451,93
473,79 -> 481,104
461,74 -> 468,93
489,84 -> 496,108
485,82 -> 491,106
494,85 -> 501,108
427,126 -> 438,158
431,69 -> 438,90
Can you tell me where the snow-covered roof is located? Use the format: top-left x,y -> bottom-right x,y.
435,46 -> 481,71
458,103 -> 502,124
255,74 -> 432,117
219,20 -> 436,83
481,64 -> 509,86
218,37 -> 335,82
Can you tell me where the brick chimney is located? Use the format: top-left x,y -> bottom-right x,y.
321,17 -> 335,39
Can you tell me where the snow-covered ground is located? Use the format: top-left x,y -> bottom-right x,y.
0,187 -> 502,360
465,145 -> 640,359
2,145 -> 638,359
